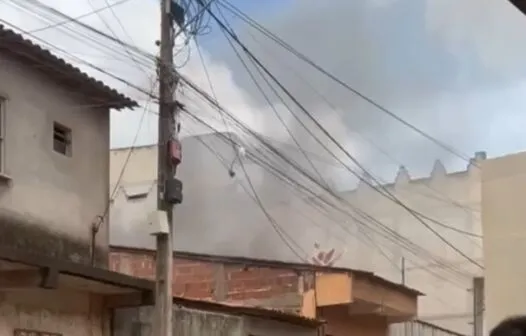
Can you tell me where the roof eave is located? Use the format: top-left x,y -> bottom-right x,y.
0,25 -> 139,111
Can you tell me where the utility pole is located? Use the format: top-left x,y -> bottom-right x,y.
472,277 -> 485,336
154,0 -> 184,335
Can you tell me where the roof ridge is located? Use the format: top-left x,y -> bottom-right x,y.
0,24 -> 137,110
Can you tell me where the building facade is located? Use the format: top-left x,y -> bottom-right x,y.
0,25 -> 136,267
0,243 -> 153,336
110,246 -> 420,336
109,132 -> 484,334
114,302 -> 324,336
481,151 -> 526,331
333,154 -> 485,334
1,244 -> 318,336
0,24 -> 145,336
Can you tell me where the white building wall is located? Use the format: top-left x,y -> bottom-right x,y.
335,158 -> 483,335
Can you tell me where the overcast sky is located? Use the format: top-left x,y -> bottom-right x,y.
3,0 -> 526,180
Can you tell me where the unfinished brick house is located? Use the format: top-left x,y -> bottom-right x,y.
110,245 -> 422,336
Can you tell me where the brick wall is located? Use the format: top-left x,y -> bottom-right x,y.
109,249 -> 303,305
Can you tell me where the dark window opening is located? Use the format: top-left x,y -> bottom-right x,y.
53,122 -> 72,156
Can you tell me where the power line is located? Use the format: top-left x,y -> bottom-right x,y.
238,23 -> 482,217
217,0 -> 475,166
203,6 -> 483,270
85,0 -> 150,78
213,5 -> 329,190
5,1 -> 476,275
26,0 -> 132,34
211,5 -> 423,270
191,35 -> 308,262
178,86 -> 472,277
181,106 -> 472,287
98,78 -> 158,230
177,74 -> 473,278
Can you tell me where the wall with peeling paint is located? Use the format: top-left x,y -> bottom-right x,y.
113,305 -> 243,336
113,305 -> 318,336
0,289 -> 106,336
0,52 -> 110,266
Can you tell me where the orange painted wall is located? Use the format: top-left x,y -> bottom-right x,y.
320,306 -> 388,336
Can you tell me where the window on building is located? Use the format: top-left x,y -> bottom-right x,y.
53,122 -> 72,156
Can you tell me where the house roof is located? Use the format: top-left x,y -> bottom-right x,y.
0,245 -> 322,328
0,25 -> 137,110
173,298 -> 323,327
112,245 -> 423,297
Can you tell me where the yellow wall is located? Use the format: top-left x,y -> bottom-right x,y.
482,151 -> 526,331
315,273 -> 352,306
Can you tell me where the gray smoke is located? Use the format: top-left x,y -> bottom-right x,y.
177,0 -> 526,261
210,0 -> 526,177
109,0 -> 526,263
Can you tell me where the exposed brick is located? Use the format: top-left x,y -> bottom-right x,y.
109,248 -> 303,308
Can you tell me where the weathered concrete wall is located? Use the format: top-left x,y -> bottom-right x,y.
245,316 -> 319,336
0,289 -> 107,336
113,306 -> 243,336
113,305 -> 318,336
0,53 -> 110,266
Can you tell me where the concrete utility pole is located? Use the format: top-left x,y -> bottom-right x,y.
154,0 -> 184,335
472,277 -> 485,336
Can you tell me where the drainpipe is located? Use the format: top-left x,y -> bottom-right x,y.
473,277 -> 485,336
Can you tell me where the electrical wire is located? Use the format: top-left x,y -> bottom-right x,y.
3,2 -> 477,276
181,105 -> 472,287
178,72 -> 474,279
213,5 -> 330,191
191,36 -> 308,262
238,22 -> 482,217
201,5 -> 483,270
193,35 -> 238,154
27,0 -> 132,34
217,0 -> 475,167
210,5 -> 438,274
98,78 -> 159,228
85,0 -> 150,78
180,93 -> 474,278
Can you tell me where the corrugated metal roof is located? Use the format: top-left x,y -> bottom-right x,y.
0,25 -> 137,110
173,297 -> 324,328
